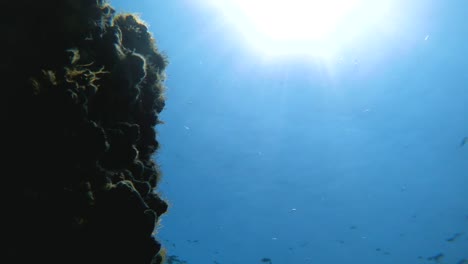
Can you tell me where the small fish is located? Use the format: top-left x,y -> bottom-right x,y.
446,232 -> 463,242
260,258 -> 272,264
166,255 -> 188,264
427,253 -> 444,263
460,137 -> 468,147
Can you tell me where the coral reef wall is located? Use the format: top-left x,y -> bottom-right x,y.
1,1 -> 169,263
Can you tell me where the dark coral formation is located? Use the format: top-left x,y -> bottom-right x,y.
2,1 -> 168,263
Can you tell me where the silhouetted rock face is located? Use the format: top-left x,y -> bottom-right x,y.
1,1 -> 168,263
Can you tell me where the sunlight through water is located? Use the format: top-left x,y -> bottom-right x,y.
201,0 -> 424,66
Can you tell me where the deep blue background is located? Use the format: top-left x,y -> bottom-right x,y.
110,1 -> 468,263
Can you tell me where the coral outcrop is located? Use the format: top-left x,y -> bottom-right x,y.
1,1 -> 168,263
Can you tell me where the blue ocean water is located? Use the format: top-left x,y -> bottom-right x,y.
111,1 -> 468,263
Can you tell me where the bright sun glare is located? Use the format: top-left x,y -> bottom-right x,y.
203,0 -> 401,60
236,0 -> 360,42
